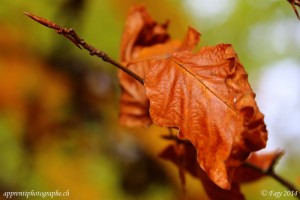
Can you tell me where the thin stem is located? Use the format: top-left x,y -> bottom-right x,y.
287,0 -> 300,20
24,12 -> 144,85
244,162 -> 300,199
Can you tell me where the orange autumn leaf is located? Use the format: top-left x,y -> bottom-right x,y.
118,6 -> 169,127
145,43 -> 268,189
118,5 -> 267,190
118,6 -> 199,126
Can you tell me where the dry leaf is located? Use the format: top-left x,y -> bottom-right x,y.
118,6 -> 199,126
118,6 -> 166,126
118,5 -> 267,190
145,43 -> 268,189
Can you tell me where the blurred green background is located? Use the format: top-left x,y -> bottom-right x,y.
0,0 -> 299,199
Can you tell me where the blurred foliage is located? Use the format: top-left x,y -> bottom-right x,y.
0,0 -> 299,199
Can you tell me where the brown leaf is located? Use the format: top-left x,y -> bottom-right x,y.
145,44 -> 268,189
118,6 -> 199,126
233,151 -> 283,183
118,6 -> 165,126
119,6 -> 169,62
160,142 -> 245,200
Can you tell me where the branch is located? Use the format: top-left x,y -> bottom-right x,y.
245,157 -> 300,199
24,12 -> 144,85
287,0 -> 300,20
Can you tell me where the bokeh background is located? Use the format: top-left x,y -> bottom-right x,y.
0,0 -> 299,199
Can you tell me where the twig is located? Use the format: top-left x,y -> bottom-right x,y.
245,161 -> 300,199
23,12 -> 144,85
287,0 -> 300,20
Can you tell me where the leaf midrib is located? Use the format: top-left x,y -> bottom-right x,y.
169,58 -> 242,119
